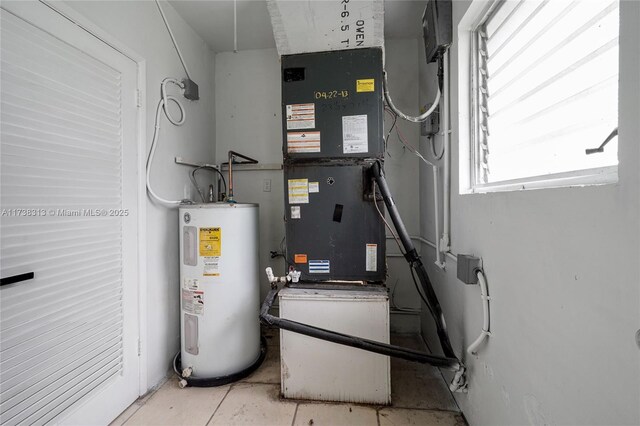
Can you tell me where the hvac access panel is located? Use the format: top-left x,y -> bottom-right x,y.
284,162 -> 386,282
281,48 -> 384,160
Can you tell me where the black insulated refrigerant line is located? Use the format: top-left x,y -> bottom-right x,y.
260,288 -> 460,370
259,162 -> 463,373
371,161 -> 456,360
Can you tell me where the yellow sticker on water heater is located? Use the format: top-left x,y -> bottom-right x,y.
356,79 -> 375,92
199,227 -> 221,257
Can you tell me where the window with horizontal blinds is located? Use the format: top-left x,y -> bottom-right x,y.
0,9 -> 125,425
473,0 -> 619,186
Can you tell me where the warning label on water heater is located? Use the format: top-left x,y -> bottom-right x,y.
203,256 -> 220,277
286,103 -> 315,130
183,278 -> 200,291
342,115 -> 368,154
182,289 -> 204,315
199,227 -> 221,257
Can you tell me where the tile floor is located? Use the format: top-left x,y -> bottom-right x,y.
111,329 -> 466,426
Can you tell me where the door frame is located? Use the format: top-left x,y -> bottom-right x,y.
23,0 -> 150,397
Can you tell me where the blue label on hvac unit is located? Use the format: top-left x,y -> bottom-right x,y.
308,260 -> 330,274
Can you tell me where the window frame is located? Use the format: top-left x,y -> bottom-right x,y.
467,0 -> 619,194
469,14 -> 483,191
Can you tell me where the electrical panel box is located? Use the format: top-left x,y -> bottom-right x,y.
281,48 -> 384,161
422,0 -> 452,63
284,162 -> 386,282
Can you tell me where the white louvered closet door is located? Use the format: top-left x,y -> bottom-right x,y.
0,2 -> 140,425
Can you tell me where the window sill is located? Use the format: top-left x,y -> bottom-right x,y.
465,166 -> 618,194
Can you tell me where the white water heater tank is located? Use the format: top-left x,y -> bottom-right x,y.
179,203 -> 261,378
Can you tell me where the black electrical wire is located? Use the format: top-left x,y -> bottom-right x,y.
384,107 -> 398,150
189,168 -> 206,203
437,55 -> 445,92
172,336 -> 267,387
211,167 -> 228,195
428,55 -> 446,161
191,166 -> 228,202
271,236 -> 287,259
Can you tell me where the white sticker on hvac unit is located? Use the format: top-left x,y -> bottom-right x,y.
182,289 -> 204,315
203,256 -> 220,277
366,244 -> 378,272
342,114 -> 368,154
286,103 -> 315,130
309,260 -> 330,274
288,178 -> 309,204
288,131 -> 321,153
308,182 -> 320,193
291,206 -> 301,219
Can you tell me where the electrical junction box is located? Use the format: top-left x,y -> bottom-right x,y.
422,0 -> 453,64
281,48 -> 384,161
284,161 -> 386,282
420,102 -> 440,137
457,254 -> 482,284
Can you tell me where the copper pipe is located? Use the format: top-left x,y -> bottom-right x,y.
226,150 -> 259,202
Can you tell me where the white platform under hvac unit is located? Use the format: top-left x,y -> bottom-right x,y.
266,0 -> 384,56
279,287 -> 391,405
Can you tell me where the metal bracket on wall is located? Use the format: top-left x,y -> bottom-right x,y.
174,157 -> 219,169
219,163 -> 283,171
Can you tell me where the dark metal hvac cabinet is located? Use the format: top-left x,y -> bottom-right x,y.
283,161 -> 386,282
281,48 -> 384,161
281,47 -> 386,283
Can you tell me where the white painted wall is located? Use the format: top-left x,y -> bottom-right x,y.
418,1 -> 640,425
214,47 -> 286,298
63,1 -> 216,391
214,39 -> 424,332
382,38 -> 423,333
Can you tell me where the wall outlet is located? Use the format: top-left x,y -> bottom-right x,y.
263,179 -> 272,192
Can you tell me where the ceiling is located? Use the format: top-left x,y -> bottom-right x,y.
169,0 -> 426,53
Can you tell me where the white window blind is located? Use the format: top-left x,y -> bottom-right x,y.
0,9 -> 125,425
473,0 -> 619,186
